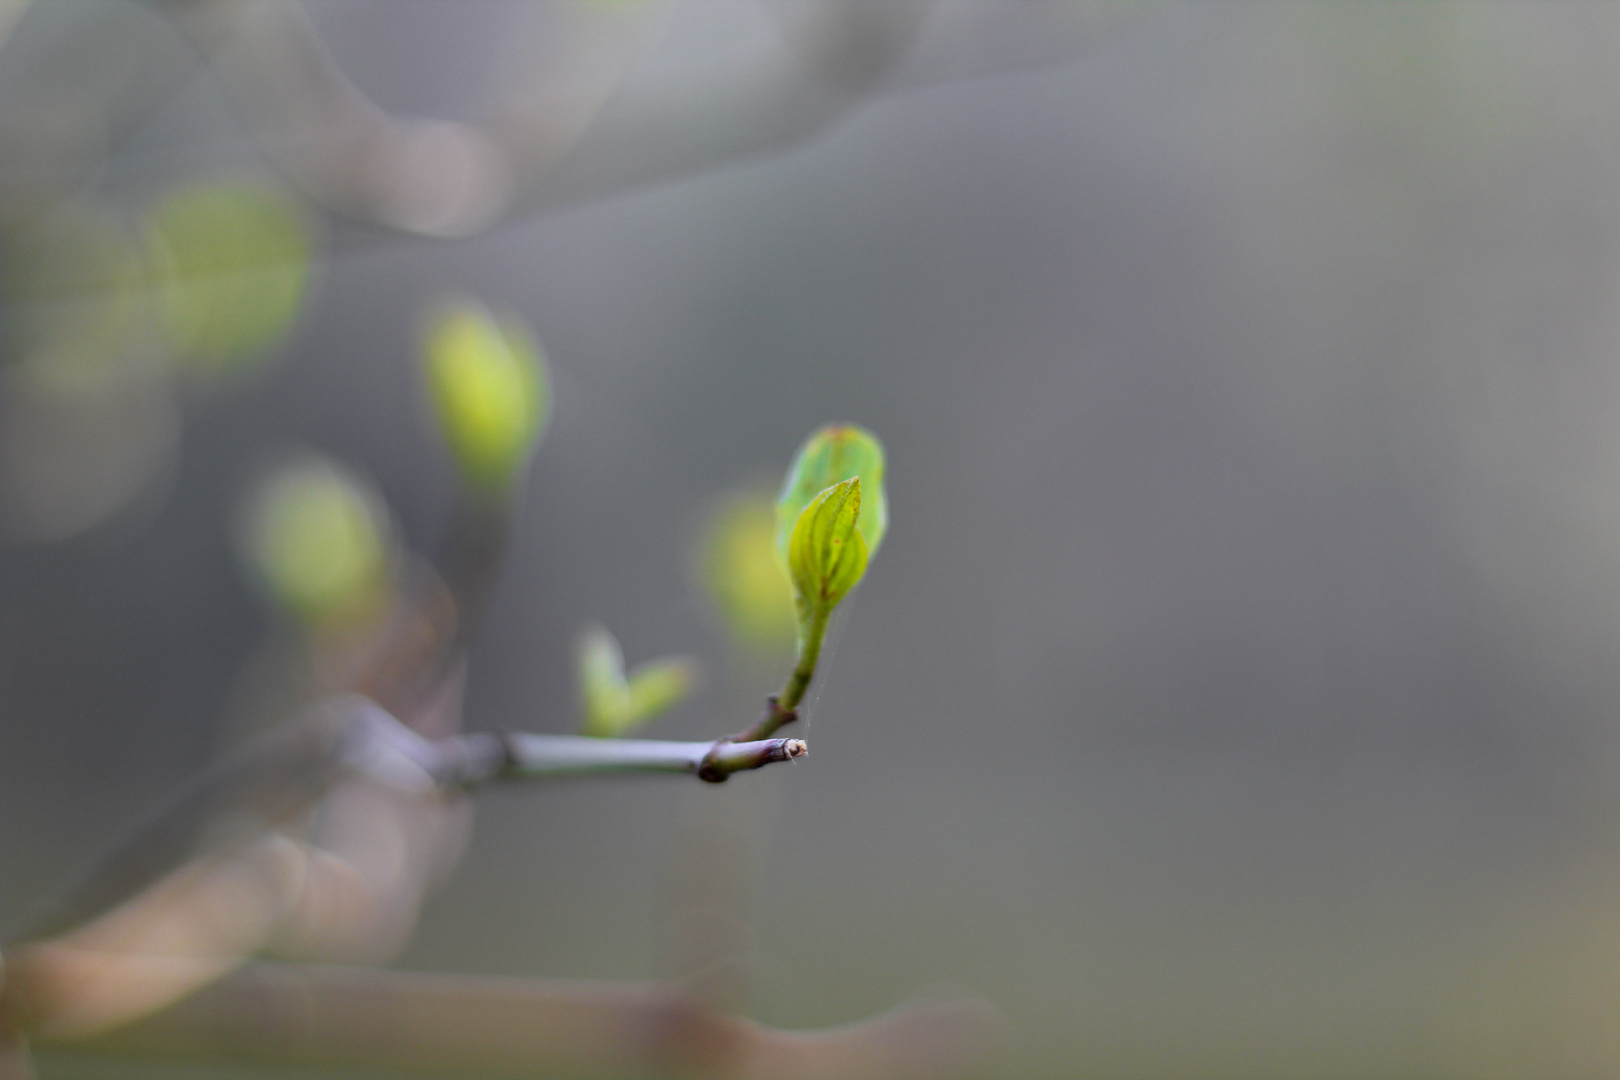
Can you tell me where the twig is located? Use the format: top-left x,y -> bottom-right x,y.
499,733 -> 806,782
320,695 -> 808,788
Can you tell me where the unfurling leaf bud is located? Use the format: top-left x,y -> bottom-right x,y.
775,424 -> 887,561
776,425 -> 885,644
423,300 -> 548,495
787,477 -> 869,635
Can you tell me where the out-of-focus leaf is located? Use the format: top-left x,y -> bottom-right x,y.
624,660 -> 700,725
578,623 -> 699,737
776,424 -> 887,561
579,623 -> 628,735
787,477 -> 869,635
146,179 -> 314,372
701,490 -> 797,651
239,455 -> 391,629
423,300 -> 548,495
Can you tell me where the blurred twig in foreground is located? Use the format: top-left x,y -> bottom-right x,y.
56,963 -> 998,1080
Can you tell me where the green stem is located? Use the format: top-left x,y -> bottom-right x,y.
720,607 -> 832,748
781,607 -> 830,712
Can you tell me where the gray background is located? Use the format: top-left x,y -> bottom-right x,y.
10,3 -> 1620,1076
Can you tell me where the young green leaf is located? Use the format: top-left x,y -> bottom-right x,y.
776,424 -> 887,562
423,300 -> 549,495
788,477 -> 870,627
578,623 -> 700,737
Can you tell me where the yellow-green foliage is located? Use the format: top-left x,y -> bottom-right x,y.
775,423 -> 887,560
423,300 -> 549,495
241,456 -> 390,628
147,180 -> 313,371
578,624 -> 700,738
702,491 -> 797,651
775,425 -> 886,639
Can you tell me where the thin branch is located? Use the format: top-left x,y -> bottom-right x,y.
355,715 -> 806,789
499,733 -> 806,783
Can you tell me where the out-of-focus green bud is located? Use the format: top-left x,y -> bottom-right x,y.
423,300 -> 548,495
624,661 -> 700,728
701,490 -> 797,652
786,477 -> 869,637
240,456 -> 391,629
775,424 -> 887,562
146,179 -> 314,372
578,623 -> 700,738
579,623 -> 627,733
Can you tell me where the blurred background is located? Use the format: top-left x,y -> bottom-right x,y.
9,1 -> 1620,1076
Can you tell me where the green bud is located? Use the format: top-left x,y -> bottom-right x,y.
146,179 -> 314,372
786,477 -> 869,636
776,424 -> 887,562
578,623 -> 700,738
239,455 -> 391,628
423,300 -> 548,495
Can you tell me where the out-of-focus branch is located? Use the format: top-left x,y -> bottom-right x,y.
0,1 -> 1146,239
476,0 -> 669,212
0,0 -> 31,54
6,834 -> 316,1040
151,0 -> 520,237
148,0 -> 934,235
0,0 -> 204,230
45,962 -> 998,1080
506,0 -> 935,218
883,0 -> 1155,93
12,697 -> 358,945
